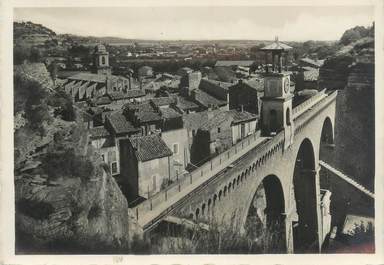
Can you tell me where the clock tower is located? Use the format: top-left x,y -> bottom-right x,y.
260,37 -> 294,147
261,72 -> 293,135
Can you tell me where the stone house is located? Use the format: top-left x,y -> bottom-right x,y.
119,134 -> 173,201
103,110 -> 141,176
228,79 -> 264,115
191,110 -> 258,164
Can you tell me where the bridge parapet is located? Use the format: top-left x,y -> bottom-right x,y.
294,91 -> 337,135
292,89 -> 327,119
133,130 -> 267,218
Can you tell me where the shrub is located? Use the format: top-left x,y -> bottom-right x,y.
16,198 -> 54,220
42,148 -> 94,181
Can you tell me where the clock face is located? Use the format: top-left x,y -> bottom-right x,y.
284,78 -> 290,94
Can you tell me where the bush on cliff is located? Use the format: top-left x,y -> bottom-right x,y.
42,148 -> 94,181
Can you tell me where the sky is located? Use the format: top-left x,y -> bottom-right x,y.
13,6 -> 374,41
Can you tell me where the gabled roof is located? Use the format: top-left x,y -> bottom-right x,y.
176,96 -> 199,111
151,97 -> 176,107
200,78 -> 233,90
68,73 -> 106,83
136,111 -> 162,123
106,110 -> 139,135
200,110 -> 257,131
183,111 -> 209,130
160,107 -> 182,119
230,110 -> 258,124
230,79 -> 264,92
129,134 -> 173,162
194,89 -> 227,108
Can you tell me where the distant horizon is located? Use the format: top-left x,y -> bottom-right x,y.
14,6 -> 374,42
13,22 -> 342,43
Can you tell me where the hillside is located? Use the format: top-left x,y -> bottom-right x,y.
13,62 -> 141,253
14,21 -> 57,39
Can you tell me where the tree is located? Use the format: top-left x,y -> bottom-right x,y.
14,45 -> 31,65
340,26 -> 370,46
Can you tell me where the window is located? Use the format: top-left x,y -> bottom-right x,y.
173,143 -> 179,154
217,127 -> 221,133
152,175 -> 157,192
101,154 -> 105,162
111,162 -> 118,174
108,150 -> 118,174
286,108 -> 291,126
101,56 -> 106,65
192,129 -> 196,136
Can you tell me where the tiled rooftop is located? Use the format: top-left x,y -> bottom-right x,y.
151,97 -> 176,107
176,96 -> 199,110
130,134 -> 173,162
200,110 -> 257,131
194,89 -> 227,108
160,107 -> 182,119
106,110 -> 139,135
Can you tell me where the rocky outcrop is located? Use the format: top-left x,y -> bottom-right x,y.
319,36 -> 374,209
15,168 -> 130,253
14,63 -> 143,253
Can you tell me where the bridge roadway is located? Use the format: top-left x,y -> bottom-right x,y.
133,89 -> 331,231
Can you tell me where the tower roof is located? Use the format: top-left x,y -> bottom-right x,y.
94,44 -> 107,53
261,37 -> 293,51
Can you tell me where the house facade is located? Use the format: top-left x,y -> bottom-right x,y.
119,134 -> 173,201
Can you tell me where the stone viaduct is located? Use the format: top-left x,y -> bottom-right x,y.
132,86 -> 337,253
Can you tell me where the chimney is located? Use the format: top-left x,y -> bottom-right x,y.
241,105 -> 244,112
207,110 -> 214,120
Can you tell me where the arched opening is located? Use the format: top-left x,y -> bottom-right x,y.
320,117 -> 334,146
270,109 -> 278,132
223,186 -> 227,197
286,108 -> 291,126
213,194 -> 217,206
101,56 -> 106,65
244,174 -> 286,253
292,138 -> 319,253
208,199 -> 212,213
319,117 -> 334,190
202,203 -> 206,216
318,117 -> 335,246
195,208 -> 200,220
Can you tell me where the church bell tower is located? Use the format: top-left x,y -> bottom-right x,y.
93,44 -> 111,75
260,37 -> 294,148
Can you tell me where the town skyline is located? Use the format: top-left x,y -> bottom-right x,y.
14,6 -> 374,41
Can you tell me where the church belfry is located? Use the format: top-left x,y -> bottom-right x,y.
260,37 -> 294,148
93,44 -> 111,75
